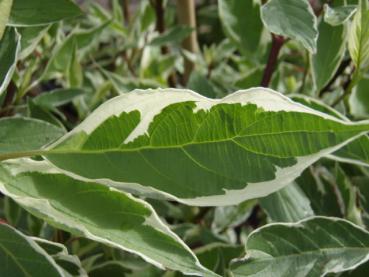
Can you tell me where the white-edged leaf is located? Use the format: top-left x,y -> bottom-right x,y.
0,117 -> 65,161
324,4 -> 357,26
218,0 -> 263,54
40,88 -> 369,206
0,159 -> 217,276
0,223 -> 64,276
291,94 -> 369,167
348,0 -> 369,71
230,216 -> 369,277
311,19 -> 347,92
0,0 -> 13,39
261,0 -> 318,53
33,88 -> 85,109
0,27 -> 20,97
8,0 -> 82,26
259,182 -> 314,222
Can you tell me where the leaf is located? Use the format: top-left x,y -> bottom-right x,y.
324,4 -> 357,26
42,88 -> 369,206
261,0 -> 318,53
150,25 -> 193,47
350,77 -> 369,118
18,25 -> 50,59
0,27 -> 20,97
0,0 -> 13,39
8,0 -> 83,26
33,238 -> 87,276
291,94 -> 369,167
348,0 -> 369,71
230,216 -> 369,277
0,117 -> 65,161
212,200 -> 256,233
259,183 -> 314,222
0,223 -> 64,276
195,243 -> 245,276
0,159 -> 216,276
311,20 -> 347,92
43,22 -> 109,80
89,261 -> 130,277
33,88 -> 85,109
218,0 -> 263,54
188,71 -> 218,98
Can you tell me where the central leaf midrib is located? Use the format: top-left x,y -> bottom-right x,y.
49,128 -> 366,158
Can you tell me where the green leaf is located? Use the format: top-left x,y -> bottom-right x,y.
260,183 -> 314,222
350,77 -> 369,118
150,25 -> 193,47
34,238 -> 87,276
218,0 -> 263,54
42,88 -> 369,206
195,243 -> 245,276
0,223 -> 64,276
43,22 -> 109,80
311,20 -> 347,92
261,0 -> 318,53
324,4 -> 357,26
18,25 -> 50,59
89,261 -> 130,277
348,0 -> 369,71
0,0 -> 13,39
0,117 -> 65,161
0,27 -> 20,96
8,0 -> 82,26
230,217 -> 369,276
33,88 -> 85,109
212,200 -> 256,233
188,71 -> 218,98
0,159 -> 216,276
291,94 -> 369,167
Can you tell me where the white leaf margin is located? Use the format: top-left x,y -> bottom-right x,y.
46,88 -> 369,206
231,216 -> 369,276
0,222 -> 66,276
0,158 -> 215,277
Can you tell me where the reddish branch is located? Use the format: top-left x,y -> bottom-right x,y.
260,34 -> 286,87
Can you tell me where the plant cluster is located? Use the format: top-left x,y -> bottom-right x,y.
1,0 -> 369,276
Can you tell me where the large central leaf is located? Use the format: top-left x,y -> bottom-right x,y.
43,88 -> 369,206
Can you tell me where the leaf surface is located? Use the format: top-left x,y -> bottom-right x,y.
8,0 -> 82,26
42,88 -> 369,206
0,27 -> 19,97
0,223 -> 64,277
0,159 -> 216,276
0,117 -> 65,161
231,217 -> 369,277
0,0 -> 13,39
261,0 -> 318,53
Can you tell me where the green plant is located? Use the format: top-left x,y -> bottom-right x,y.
1,0 -> 369,276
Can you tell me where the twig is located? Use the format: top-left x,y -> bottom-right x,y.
261,34 -> 286,87
121,0 -> 130,26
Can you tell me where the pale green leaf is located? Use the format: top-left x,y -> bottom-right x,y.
0,117 -> 65,161
8,0 -> 82,26
0,0 -> 13,39
348,0 -> 369,71
0,223 -> 64,276
231,217 -> 369,277
41,88 -> 369,206
0,27 -> 20,97
312,20 -> 347,92
33,88 -> 85,109
218,0 -> 263,54
350,77 -> 369,118
260,183 -> 314,222
324,4 -> 357,26
43,22 -> 109,80
0,159 -> 216,276
261,0 -> 318,53
150,25 -> 193,47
